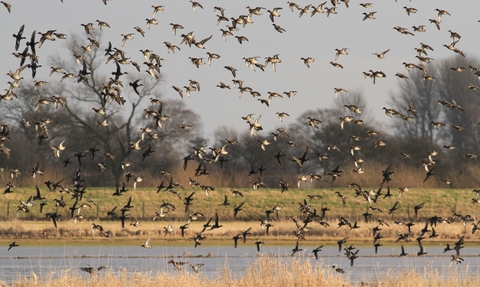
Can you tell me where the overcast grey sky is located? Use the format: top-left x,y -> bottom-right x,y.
1,0 -> 479,138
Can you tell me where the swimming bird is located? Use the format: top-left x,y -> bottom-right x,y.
168,259 -> 188,271
399,245 -> 408,256
332,265 -> 345,274
80,266 -> 107,274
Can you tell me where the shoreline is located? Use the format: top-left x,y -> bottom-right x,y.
3,238 -> 480,247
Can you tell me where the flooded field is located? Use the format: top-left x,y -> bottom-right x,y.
1,244 -> 479,285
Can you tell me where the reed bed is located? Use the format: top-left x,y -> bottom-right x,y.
7,257 -> 480,287
1,219 -> 478,246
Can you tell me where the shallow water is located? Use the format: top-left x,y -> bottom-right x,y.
1,244 -> 479,284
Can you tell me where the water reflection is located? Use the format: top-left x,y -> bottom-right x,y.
1,244 -> 479,284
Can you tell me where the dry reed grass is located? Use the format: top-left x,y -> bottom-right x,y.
9,156 -> 480,189
7,257 -> 480,287
1,219 -> 478,245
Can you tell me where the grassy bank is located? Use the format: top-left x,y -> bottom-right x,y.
1,186 -> 479,246
3,186 -> 477,222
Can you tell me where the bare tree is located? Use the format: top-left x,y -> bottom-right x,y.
435,56 -> 480,154
389,56 -> 480,163
389,68 -> 441,143
0,31 -> 201,186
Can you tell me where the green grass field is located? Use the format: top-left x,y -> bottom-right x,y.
3,185 -> 477,220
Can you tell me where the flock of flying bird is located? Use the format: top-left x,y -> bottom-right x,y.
2,0 -> 480,276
